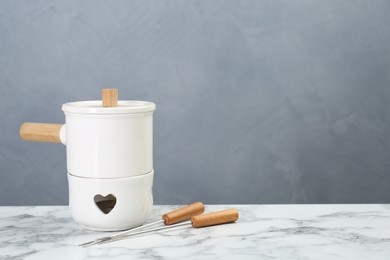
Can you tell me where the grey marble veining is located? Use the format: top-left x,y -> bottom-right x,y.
1,205 -> 390,259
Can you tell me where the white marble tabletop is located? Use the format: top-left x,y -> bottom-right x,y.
0,204 -> 389,259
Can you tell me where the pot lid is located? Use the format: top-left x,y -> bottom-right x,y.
62,89 -> 156,114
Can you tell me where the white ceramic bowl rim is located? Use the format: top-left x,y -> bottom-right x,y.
62,100 -> 156,114
67,170 -> 153,180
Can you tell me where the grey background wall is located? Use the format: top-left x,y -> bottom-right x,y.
1,0 -> 389,205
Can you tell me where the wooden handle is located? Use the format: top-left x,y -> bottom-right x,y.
20,123 -> 63,143
162,202 -> 205,225
102,88 -> 118,107
191,208 -> 239,228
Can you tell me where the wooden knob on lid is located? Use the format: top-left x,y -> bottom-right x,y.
102,88 -> 118,107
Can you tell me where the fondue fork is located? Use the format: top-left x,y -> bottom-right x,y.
83,208 -> 239,246
79,202 -> 204,246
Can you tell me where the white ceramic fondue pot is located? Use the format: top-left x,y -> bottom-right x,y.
20,89 -> 156,231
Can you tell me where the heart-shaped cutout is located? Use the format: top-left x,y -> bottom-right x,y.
94,194 -> 117,214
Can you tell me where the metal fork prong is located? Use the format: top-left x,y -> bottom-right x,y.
79,237 -> 109,247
